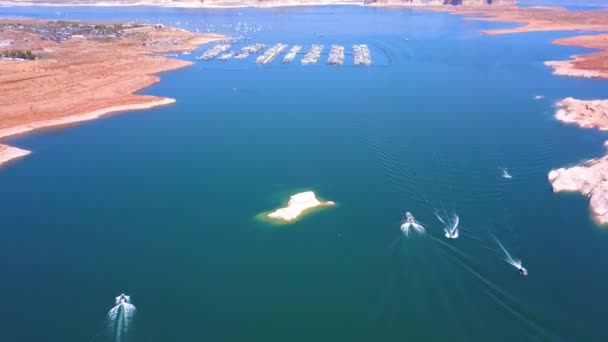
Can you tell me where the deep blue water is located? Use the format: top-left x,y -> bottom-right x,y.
1,5 -> 608,342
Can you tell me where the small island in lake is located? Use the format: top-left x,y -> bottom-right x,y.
267,191 -> 335,222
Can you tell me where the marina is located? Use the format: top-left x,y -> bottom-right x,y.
327,45 -> 345,65
353,44 -> 372,66
301,44 -> 324,65
282,45 -> 303,64
196,42 -> 374,66
256,43 -> 288,64
196,44 -> 230,60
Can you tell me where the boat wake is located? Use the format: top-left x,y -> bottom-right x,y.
435,211 -> 460,239
107,294 -> 136,342
492,235 -> 527,276
400,211 -> 425,236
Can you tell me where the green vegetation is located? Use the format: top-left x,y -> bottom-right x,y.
1,50 -> 36,60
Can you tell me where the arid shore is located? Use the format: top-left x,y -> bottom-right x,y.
0,19 -> 225,166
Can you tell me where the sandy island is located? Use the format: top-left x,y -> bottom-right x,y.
0,19 -> 225,166
267,191 -> 335,222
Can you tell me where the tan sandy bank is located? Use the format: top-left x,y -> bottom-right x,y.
0,144 -> 30,166
0,97 -> 175,140
0,19 -> 225,168
267,191 -> 335,222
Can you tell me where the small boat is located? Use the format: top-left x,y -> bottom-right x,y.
405,212 -> 415,223
116,293 -> 130,305
518,266 -> 528,276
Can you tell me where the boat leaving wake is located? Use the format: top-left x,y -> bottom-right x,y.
436,211 -> 459,239
107,294 -> 136,342
492,235 -> 527,276
400,211 -> 425,236
500,167 -> 512,179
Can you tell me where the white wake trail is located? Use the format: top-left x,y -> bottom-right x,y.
107,301 -> 136,342
492,234 -> 520,267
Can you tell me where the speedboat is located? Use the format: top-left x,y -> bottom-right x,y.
401,212 -> 425,236
116,293 -> 130,305
518,266 -> 528,276
405,212 -> 415,223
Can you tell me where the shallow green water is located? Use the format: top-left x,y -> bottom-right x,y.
1,5 -> 608,341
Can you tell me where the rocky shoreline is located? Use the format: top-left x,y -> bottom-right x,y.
549,156 -> 608,225
549,98 -> 608,224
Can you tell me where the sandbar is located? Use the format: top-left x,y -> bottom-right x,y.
0,144 -> 30,166
267,191 -> 335,222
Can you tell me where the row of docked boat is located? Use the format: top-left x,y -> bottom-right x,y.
197,43 -> 372,66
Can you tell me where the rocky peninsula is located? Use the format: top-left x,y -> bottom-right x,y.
547,98 -> 608,224
555,98 -> 608,131
549,157 -> 608,225
267,191 -> 335,222
0,19 -> 225,167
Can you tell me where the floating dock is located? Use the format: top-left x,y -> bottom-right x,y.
218,52 -> 234,61
233,43 -> 265,59
197,44 -> 231,60
353,44 -> 372,66
282,45 -> 302,64
256,43 -> 288,64
302,44 -> 324,65
242,43 -> 265,54
327,45 -> 345,65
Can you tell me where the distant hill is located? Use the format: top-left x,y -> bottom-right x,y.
1,0 -> 518,7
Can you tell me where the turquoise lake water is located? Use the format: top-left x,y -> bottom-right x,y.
2,5 -> 608,341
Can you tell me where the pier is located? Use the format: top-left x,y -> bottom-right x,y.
242,43 -> 265,54
353,44 -> 372,66
327,45 -> 345,65
197,44 -> 230,60
218,52 -> 234,61
301,44 -> 324,65
282,45 -> 302,64
256,43 -> 288,64
234,43 -> 265,59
